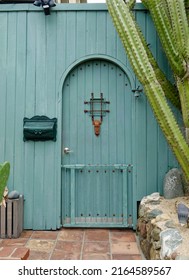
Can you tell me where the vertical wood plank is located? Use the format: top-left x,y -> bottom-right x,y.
76,11 -> 86,58
96,11 -> 107,53
44,14 -> 58,230
0,13 -> 8,161
122,169 -> 128,226
5,13 -> 17,188
86,11 -> 97,54
24,12 -> 37,229
66,12 -> 76,67
7,200 -> 12,238
0,206 -> 6,238
70,168 -> 76,225
33,14 -> 46,230
14,12 -> 27,196
18,195 -> 24,235
116,67 -> 126,163
84,62 -> 93,164
107,13 -> 117,58
108,64 -> 117,164
13,200 -> 19,238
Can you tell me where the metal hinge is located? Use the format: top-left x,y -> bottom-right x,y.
127,164 -> 133,173
132,86 -> 143,98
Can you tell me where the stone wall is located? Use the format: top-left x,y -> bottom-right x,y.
137,193 -> 189,260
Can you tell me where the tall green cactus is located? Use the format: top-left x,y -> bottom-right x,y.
0,162 -> 10,205
106,0 -> 189,182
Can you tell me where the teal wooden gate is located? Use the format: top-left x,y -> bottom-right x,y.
62,60 -> 133,227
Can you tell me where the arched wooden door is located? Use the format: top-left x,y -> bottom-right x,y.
61,60 -> 133,227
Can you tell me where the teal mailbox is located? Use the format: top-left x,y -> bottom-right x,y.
23,116 -> 57,141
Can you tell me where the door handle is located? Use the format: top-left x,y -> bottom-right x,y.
64,147 -> 73,154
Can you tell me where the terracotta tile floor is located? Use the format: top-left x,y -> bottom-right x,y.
0,228 -> 144,260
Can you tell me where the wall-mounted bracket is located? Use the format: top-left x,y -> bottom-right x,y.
132,86 -> 143,98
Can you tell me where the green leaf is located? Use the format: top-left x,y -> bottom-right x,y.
0,162 -> 10,204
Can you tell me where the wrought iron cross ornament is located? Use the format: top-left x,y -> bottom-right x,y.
84,93 -> 110,136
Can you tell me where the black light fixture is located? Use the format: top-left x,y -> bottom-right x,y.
33,0 -> 56,15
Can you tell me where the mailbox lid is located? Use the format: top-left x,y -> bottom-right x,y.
24,121 -> 55,130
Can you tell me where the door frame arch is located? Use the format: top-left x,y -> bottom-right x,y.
58,54 -> 135,102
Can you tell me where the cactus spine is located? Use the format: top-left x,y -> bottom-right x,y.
106,0 -> 189,181
0,162 -> 10,205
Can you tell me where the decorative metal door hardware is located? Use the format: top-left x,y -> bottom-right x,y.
64,147 -> 73,154
92,120 -> 101,136
132,86 -> 143,98
84,93 -> 110,136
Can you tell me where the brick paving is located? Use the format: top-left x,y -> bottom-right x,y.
0,246 -> 29,260
0,229 -> 144,260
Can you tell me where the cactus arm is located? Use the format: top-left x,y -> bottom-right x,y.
106,0 -> 189,180
166,0 -> 189,62
107,0 -> 180,109
166,0 -> 189,127
144,0 -> 189,129
142,0 -> 184,77
177,78 -> 189,128
145,82 -> 189,177
143,0 -> 189,78
0,162 -> 10,204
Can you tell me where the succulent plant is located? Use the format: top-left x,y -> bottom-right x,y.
106,0 -> 189,182
0,162 -> 10,205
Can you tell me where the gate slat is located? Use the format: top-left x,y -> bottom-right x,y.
13,199 -> 19,238
122,169 -> 128,226
70,168 -> 76,225
7,200 -> 13,238
18,195 -> 24,235
0,205 -> 6,238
